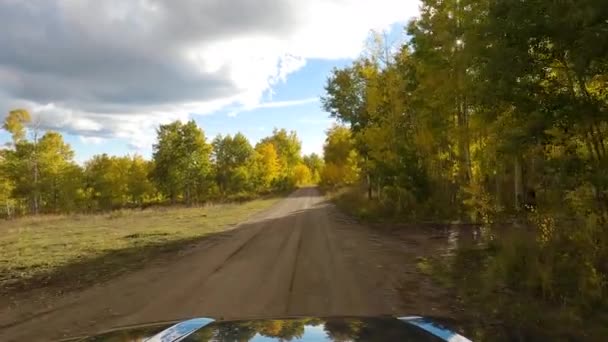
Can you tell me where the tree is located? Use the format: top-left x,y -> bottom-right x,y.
250,142 -> 280,192
3,111 -> 83,214
259,128 -> 302,175
151,120 -> 213,204
2,109 -> 31,144
2,109 -> 33,214
321,125 -> 360,188
0,150 -> 16,217
36,132 -> 80,212
292,163 -> 312,186
1,107 -> 314,214
127,155 -> 154,205
319,4 -> 608,337
212,133 -> 254,194
303,153 -> 324,184
84,154 -> 122,210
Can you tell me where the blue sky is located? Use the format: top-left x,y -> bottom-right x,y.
194,58 -> 353,156
0,1 -> 418,163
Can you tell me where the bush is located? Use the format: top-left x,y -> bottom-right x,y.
272,176 -> 297,193
448,214 -> 608,340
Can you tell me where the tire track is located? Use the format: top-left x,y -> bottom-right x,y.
285,223 -> 304,313
0,187 -> 416,341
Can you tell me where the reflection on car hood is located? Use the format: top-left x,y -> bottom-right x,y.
62,316 -> 472,342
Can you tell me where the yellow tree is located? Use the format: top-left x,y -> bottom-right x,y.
292,163 -> 312,186
2,109 -> 31,144
321,125 -> 360,187
251,142 -> 280,191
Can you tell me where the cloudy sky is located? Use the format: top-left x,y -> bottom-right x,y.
0,0 -> 419,162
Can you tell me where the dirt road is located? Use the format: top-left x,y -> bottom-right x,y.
0,188 -> 451,341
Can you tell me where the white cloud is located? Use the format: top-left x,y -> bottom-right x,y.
0,0 -> 420,148
227,97 -> 320,117
79,136 -> 106,145
253,97 -> 319,110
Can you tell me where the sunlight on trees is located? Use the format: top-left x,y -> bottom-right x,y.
320,0 -> 608,338
0,114 -> 316,214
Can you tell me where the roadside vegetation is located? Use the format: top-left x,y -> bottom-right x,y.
319,0 -> 608,340
1,111 -> 323,217
0,198 -> 279,293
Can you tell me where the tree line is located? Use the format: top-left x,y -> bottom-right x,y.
0,110 -> 323,217
321,0 -> 607,223
320,0 -> 607,338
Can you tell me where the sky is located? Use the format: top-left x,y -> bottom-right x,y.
0,0 -> 420,163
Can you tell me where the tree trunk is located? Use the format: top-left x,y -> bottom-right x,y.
584,130 -> 599,162
495,167 -> 501,207
591,122 -> 606,160
32,128 -> 40,215
514,156 -> 523,211
367,173 -> 372,200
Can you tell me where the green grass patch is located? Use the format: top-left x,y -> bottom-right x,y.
0,197 -> 280,293
326,187 -> 384,222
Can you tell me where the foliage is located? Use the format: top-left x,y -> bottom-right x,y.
292,163 -> 312,186
2,109 -> 31,143
258,128 -> 302,176
302,153 -> 324,184
320,125 -> 360,188
321,0 -> 608,338
250,142 -> 280,192
151,120 -> 213,204
212,133 -> 254,194
83,154 -> 155,211
256,128 -> 305,191
1,113 -> 302,216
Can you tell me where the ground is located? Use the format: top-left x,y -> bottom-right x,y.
0,188 -> 453,341
0,198 -> 280,292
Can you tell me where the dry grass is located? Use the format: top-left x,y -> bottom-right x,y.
0,198 -> 280,292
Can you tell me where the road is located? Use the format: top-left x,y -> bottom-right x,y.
0,187 -> 451,341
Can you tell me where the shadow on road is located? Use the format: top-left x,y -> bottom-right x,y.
0,194 -> 330,298
0,188 -> 465,341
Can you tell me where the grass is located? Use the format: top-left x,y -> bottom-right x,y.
0,198 -> 280,293
325,187 -> 375,220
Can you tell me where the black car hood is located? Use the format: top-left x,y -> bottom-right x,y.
62,316 -> 471,342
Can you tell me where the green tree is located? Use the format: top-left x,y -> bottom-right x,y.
212,133 -> 254,194
2,109 -> 31,144
0,151 -> 16,217
303,153 -> 324,183
36,132 -> 81,212
259,128 -> 302,175
321,125 -> 360,188
127,155 -> 155,205
320,2 -> 608,338
84,154 -> 123,210
151,120 -> 213,204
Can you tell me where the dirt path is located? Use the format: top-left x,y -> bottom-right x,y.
0,187 -> 452,341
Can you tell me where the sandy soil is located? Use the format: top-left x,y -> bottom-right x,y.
0,187 -> 452,341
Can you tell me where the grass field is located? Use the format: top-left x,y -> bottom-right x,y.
0,198 -> 280,293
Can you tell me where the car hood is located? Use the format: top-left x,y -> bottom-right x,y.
61,316 -> 471,342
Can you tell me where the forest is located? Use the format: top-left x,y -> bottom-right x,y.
319,0 -> 607,339
0,110 -> 323,216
